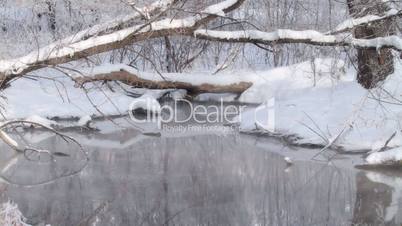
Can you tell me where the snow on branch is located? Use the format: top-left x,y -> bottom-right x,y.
351,35 -> 402,50
0,0 -> 245,87
65,0 -> 179,44
2,0 -> 178,72
194,29 -> 402,51
330,8 -> 402,34
0,0 -> 399,90
74,64 -> 252,94
195,29 -> 337,44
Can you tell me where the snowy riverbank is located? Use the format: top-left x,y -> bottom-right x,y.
1,58 -> 402,164
239,60 -> 402,152
238,59 -> 402,164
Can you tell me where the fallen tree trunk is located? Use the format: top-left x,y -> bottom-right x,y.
74,69 -> 253,95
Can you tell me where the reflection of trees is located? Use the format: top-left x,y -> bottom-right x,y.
4,126 -> 402,226
353,171 -> 402,226
2,133 -> 358,225
162,141 -> 170,226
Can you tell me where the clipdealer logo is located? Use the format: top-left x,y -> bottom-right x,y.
128,98 -> 275,133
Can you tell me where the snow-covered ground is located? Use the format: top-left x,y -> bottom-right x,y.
2,70 -> 134,119
1,58 -> 341,118
239,59 -> 402,157
1,58 -> 402,163
366,147 -> 402,165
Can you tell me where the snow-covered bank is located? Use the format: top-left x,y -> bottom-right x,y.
2,74 -> 133,119
238,59 -> 402,152
1,58 -> 343,119
1,58 -> 402,154
366,147 -> 402,165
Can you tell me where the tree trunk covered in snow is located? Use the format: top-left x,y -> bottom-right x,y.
347,0 -> 395,89
74,69 -> 252,95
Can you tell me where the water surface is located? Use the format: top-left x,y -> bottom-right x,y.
0,119 -> 401,226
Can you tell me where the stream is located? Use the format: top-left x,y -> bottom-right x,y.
0,104 -> 401,226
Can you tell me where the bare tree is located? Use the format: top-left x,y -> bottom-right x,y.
0,0 -> 400,91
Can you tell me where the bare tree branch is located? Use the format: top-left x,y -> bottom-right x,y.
0,0 -> 245,87
0,0 -> 399,91
194,29 -> 402,51
329,8 -> 402,35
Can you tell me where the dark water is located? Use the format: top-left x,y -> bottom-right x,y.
0,120 -> 401,226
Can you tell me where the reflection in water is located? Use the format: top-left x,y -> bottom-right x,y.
353,171 -> 402,226
353,172 -> 391,225
0,125 -> 400,225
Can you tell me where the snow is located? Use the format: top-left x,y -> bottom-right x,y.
169,89 -> 187,100
334,9 -> 400,33
366,147 -> 402,165
129,90 -> 169,113
1,64 -> 247,120
238,59 -> 402,151
239,58 -> 346,103
351,35 -> 402,50
284,157 -> 293,164
195,29 -> 337,43
0,0 -> 242,76
78,63 -> 252,86
195,93 -> 238,102
2,72 -> 135,119
0,0 -> 176,71
25,115 -> 58,127
78,115 -> 92,127
0,131 -> 19,148
1,57 -> 402,152
0,0 -> 398,79
202,0 -> 237,16
195,29 -> 402,51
